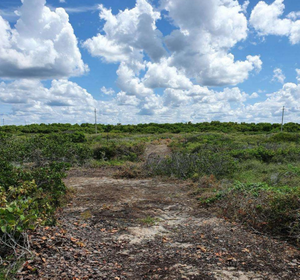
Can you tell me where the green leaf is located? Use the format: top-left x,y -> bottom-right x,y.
1,226 -> 6,233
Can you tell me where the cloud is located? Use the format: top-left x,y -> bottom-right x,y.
80,0 -> 265,120
0,79 -> 96,107
83,0 -> 166,67
143,59 -> 193,90
63,5 -> 100,14
250,0 -> 300,44
163,0 -> 262,86
2,76 -> 300,125
249,92 -> 259,99
116,62 -> 153,98
83,0 -> 262,91
296,69 -> 300,82
101,86 -> 115,95
4,0 -> 298,125
0,0 -> 88,79
0,8 -> 19,22
241,1 -> 250,13
116,91 -> 140,106
242,82 -> 300,122
0,79 -> 99,124
272,68 -> 286,84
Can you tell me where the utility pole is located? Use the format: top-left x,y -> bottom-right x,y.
94,108 -> 97,134
2,119 -> 4,126
281,106 -> 285,132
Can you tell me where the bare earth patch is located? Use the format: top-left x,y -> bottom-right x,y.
18,166 -> 300,279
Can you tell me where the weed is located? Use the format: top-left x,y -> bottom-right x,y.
80,210 -> 92,220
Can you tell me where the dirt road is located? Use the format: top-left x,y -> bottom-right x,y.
19,166 -> 300,280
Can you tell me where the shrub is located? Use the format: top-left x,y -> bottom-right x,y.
145,150 -> 236,179
93,143 -> 145,162
93,145 -> 117,160
201,182 -> 300,241
0,160 -> 68,273
269,133 -> 300,143
70,132 -> 87,143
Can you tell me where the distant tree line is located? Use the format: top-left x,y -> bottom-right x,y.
0,121 -> 299,134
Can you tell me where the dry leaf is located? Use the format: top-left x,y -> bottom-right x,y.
26,265 -> 34,271
76,242 -> 85,247
197,246 -> 207,252
242,248 -> 250,253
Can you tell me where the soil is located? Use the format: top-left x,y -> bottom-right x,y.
17,145 -> 300,280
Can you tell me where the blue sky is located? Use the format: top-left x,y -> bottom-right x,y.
0,0 -> 300,125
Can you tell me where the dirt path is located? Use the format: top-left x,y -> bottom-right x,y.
19,145 -> 300,279
19,168 -> 299,279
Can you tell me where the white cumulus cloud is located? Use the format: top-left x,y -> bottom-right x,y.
0,0 -> 88,79
163,0 -> 262,86
250,0 -> 300,44
83,0 -> 262,93
82,0 -> 166,68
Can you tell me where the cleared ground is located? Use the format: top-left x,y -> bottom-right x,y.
17,164 -> 300,280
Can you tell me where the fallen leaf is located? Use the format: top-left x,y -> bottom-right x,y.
197,246 -> 207,252
26,265 -> 34,271
242,248 -> 250,253
162,237 -> 169,243
76,242 -> 86,247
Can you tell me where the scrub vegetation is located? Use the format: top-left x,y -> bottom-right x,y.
0,121 -> 300,277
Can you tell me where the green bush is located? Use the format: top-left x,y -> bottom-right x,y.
269,133 -> 300,143
145,150 -> 236,179
0,161 -> 68,243
0,181 -> 45,236
93,143 -> 145,162
93,145 -> 117,160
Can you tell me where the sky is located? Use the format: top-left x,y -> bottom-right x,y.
0,0 -> 300,125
